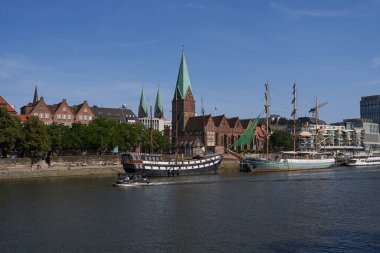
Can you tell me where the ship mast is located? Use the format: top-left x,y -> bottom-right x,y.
265,81 -> 270,159
314,96 -> 319,151
150,105 -> 153,153
175,87 -> 179,155
292,83 -> 297,152
201,97 -> 206,155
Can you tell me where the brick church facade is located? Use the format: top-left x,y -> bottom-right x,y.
172,51 -> 265,154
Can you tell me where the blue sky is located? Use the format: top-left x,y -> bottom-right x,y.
1,0 -> 380,123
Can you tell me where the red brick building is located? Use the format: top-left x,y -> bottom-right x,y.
172,51 -> 266,154
0,96 -> 17,115
20,86 -> 94,126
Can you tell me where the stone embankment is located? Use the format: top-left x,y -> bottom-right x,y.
0,155 -> 240,180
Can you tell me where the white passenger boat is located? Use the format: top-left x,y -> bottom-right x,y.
346,154 -> 380,166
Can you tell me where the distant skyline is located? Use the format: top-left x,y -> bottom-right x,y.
1,0 -> 380,123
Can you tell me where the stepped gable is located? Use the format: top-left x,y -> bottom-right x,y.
0,96 -> 16,114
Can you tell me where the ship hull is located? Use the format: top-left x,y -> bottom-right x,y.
122,153 -> 223,177
243,157 -> 336,172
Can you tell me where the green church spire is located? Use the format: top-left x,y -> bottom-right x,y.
138,87 -> 148,118
175,50 -> 192,99
154,86 -> 164,119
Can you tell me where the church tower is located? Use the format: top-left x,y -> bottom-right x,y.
172,50 -> 195,146
138,87 -> 148,118
154,86 -> 164,119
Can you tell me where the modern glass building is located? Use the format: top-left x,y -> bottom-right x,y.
360,95 -> 380,125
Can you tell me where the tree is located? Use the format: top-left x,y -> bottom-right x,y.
23,117 -> 50,160
47,124 -> 70,155
269,130 -> 292,151
0,106 -> 23,157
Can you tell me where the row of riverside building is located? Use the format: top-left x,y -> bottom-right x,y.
2,50 -> 380,154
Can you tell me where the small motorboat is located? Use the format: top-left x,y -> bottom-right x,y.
113,173 -> 150,187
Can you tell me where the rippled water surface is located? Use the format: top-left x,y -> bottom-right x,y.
1,167 -> 380,252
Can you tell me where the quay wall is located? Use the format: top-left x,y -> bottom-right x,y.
0,155 -> 239,180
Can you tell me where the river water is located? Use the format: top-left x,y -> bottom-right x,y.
1,166 -> 380,252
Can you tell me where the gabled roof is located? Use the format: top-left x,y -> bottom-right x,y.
30,97 -> 52,115
227,117 -> 240,128
92,106 -> 138,122
185,115 -> 212,131
47,104 -> 59,113
175,50 -> 192,99
0,96 -> 16,114
154,87 -> 163,118
138,88 -> 148,118
212,115 -> 226,127
240,119 -> 252,129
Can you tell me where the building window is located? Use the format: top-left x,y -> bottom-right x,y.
33,113 -> 38,117
84,108 -> 88,112
62,114 -> 66,119
84,115 -> 87,120
57,114 -> 61,119
63,107 -> 66,112
68,114 -> 71,120
45,113 -> 49,118
79,115 -> 83,120
89,116 -> 92,120
39,113 -> 43,118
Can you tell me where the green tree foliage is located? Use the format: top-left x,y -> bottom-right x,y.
0,106 -> 23,156
47,124 -> 70,154
269,130 -> 292,151
23,117 -> 50,159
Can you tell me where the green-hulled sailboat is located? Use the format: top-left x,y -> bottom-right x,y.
239,82 -> 336,172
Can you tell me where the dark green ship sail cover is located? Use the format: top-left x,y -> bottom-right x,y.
233,115 -> 260,147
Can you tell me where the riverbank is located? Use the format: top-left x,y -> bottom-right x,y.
0,158 -> 239,180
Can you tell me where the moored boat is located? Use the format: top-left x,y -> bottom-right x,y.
121,152 -> 223,177
239,82 -> 336,173
243,151 -> 336,172
346,154 -> 380,166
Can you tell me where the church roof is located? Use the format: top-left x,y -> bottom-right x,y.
227,117 -> 240,128
240,119 -> 252,129
185,115 -> 212,131
212,115 -> 225,127
175,51 -> 192,99
138,88 -> 148,118
154,87 -> 163,118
